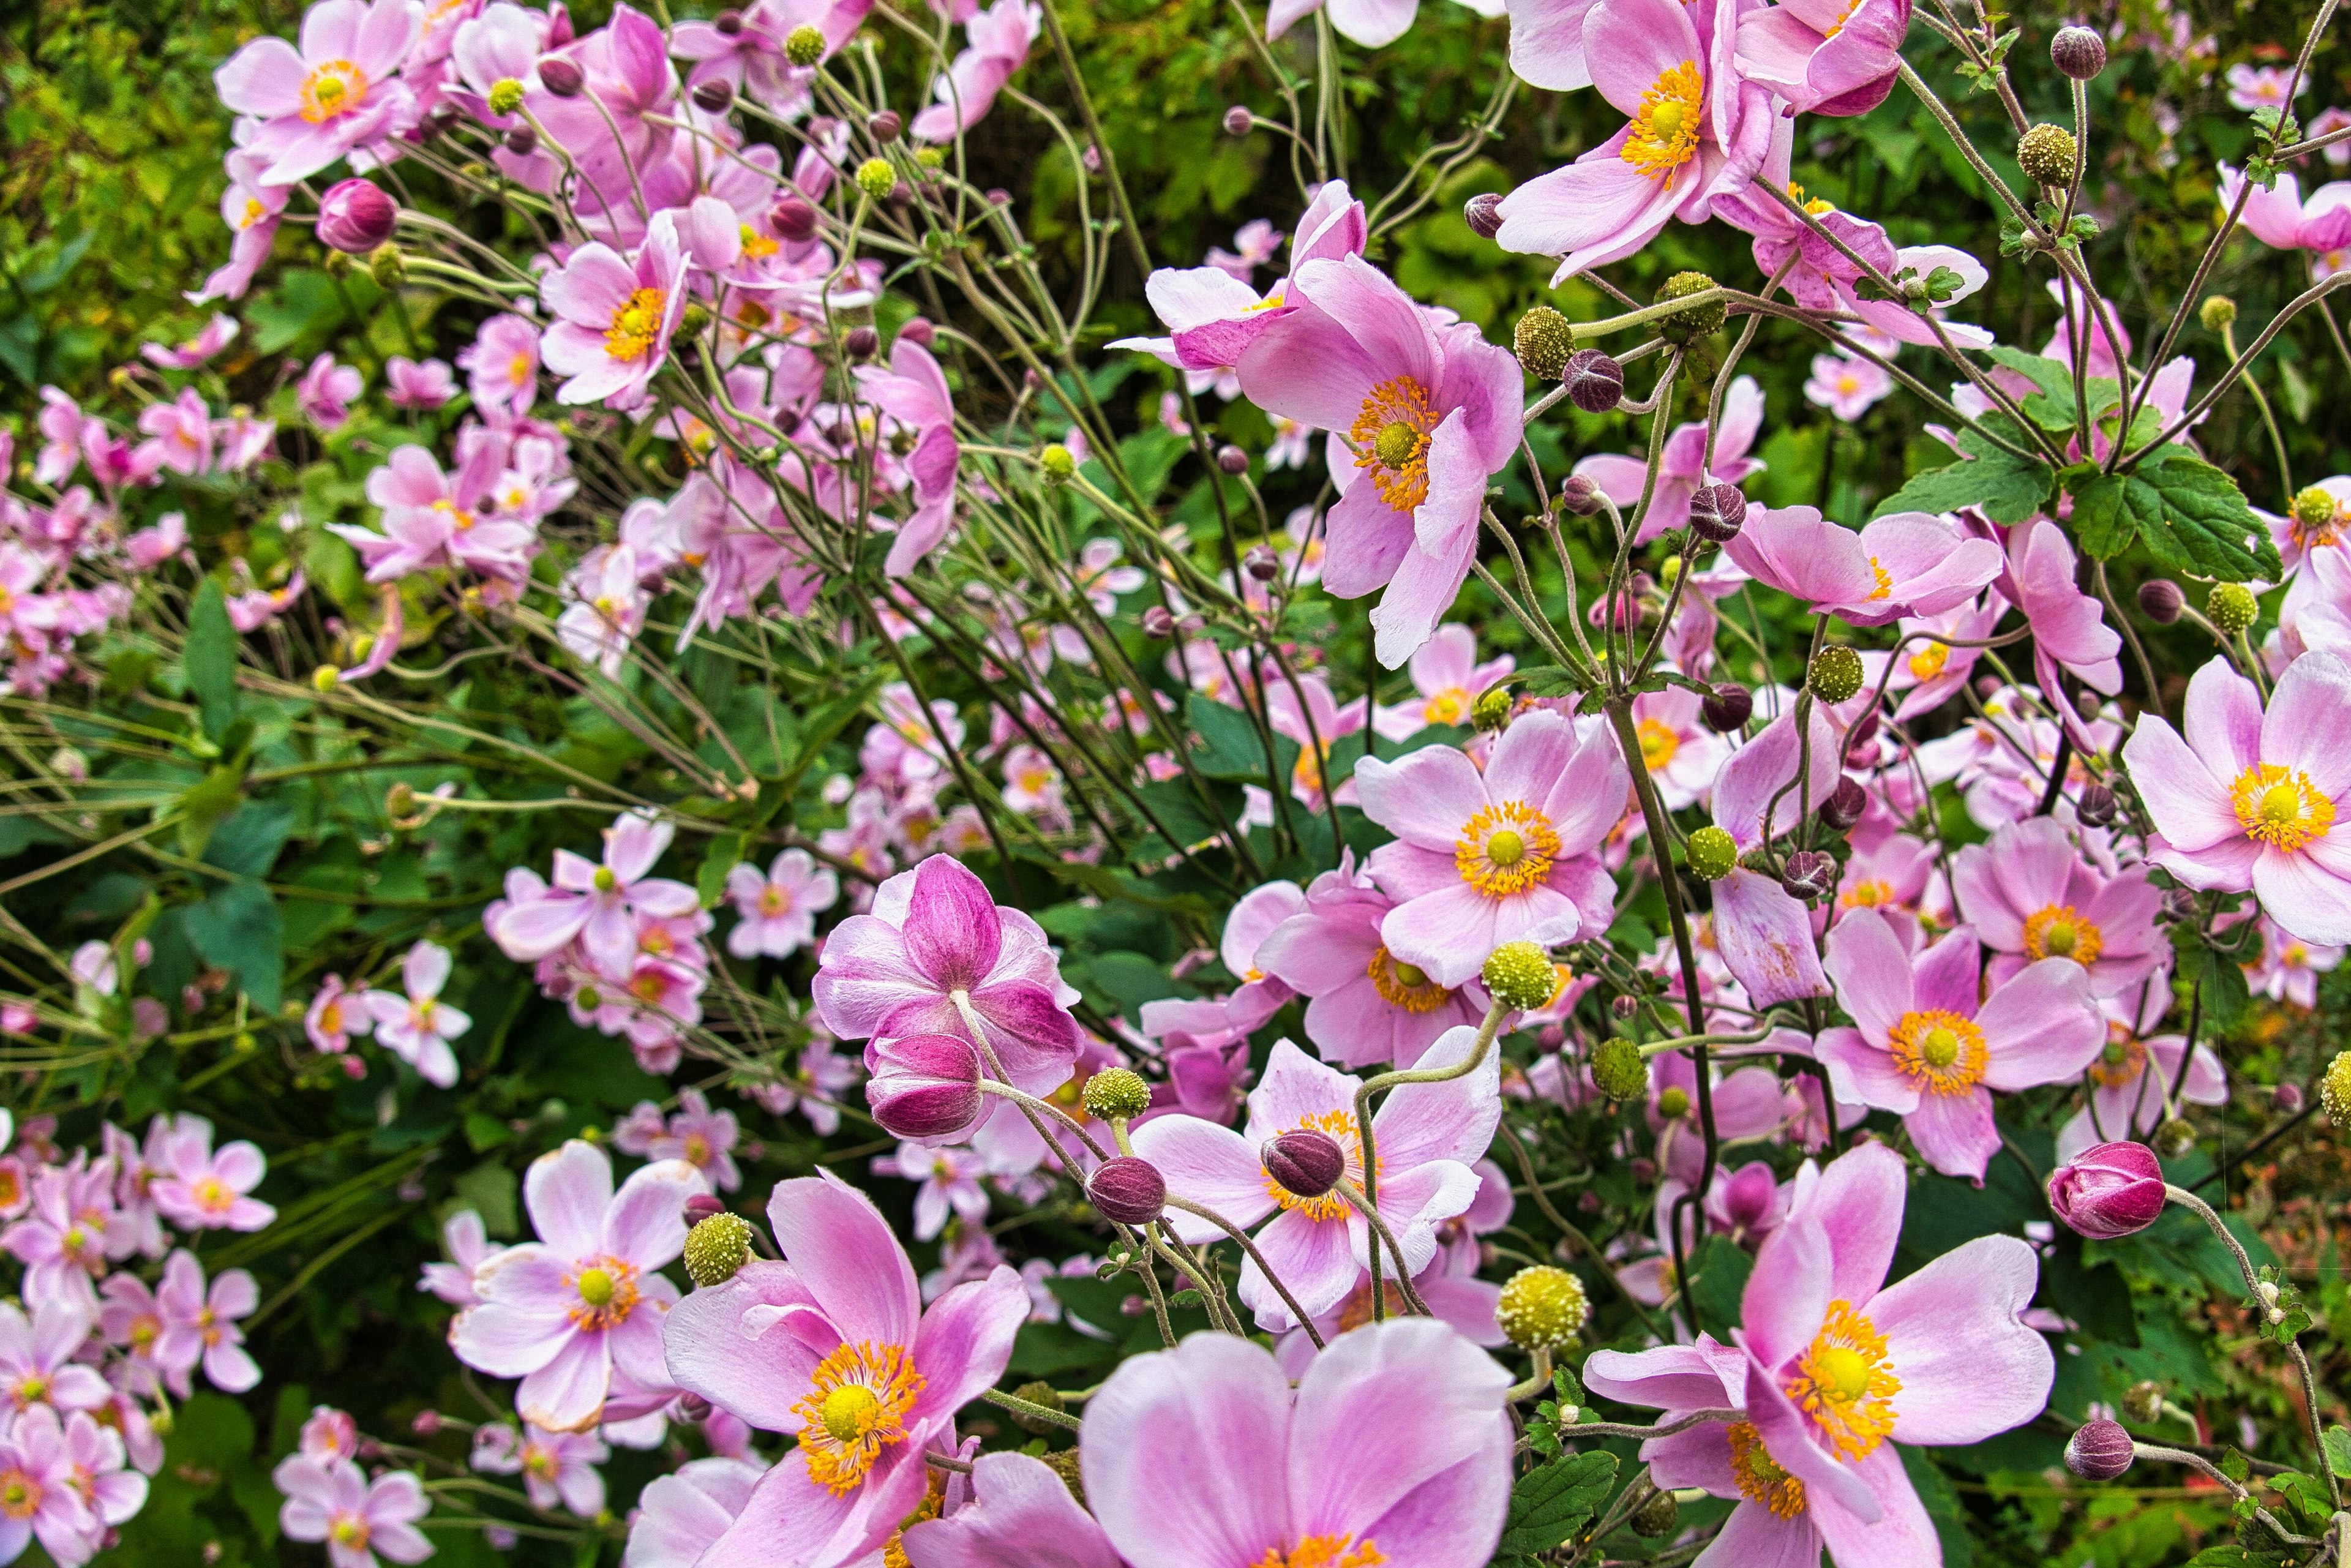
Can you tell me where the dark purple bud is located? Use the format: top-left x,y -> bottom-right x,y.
2047,1141 -> 2166,1239
676,1394 -> 713,1422
318,178 -> 398,254
770,196 -> 820,243
2137,579 -> 2184,623
537,56 -> 585,97
899,317 -> 936,348
715,7 -> 745,31
1558,474 -> 1603,517
2274,1081 -> 2304,1114
1563,348 -> 1625,414
1781,850 -> 1837,901
1262,1130 -> 1346,1198
1217,444 -> 1250,476
1463,192 -> 1504,239
1686,482 -> 1747,544
2065,1419 -> 2134,1480
866,1033 -> 983,1138
1627,1157 -> 1657,1184
683,1193 -> 726,1223
1818,776 -> 1867,831
1700,682 -> 1753,732
844,325 -> 879,358
2050,24 -> 2107,80
1610,993 -> 1639,1020
869,110 -> 902,143
691,78 -> 735,113
1244,545 -> 1279,582
1141,605 -> 1176,639
1223,105 -> 1254,136
1087,1157 -> 1168,1225
504,122 -> 539,156
2077,688 -> 2104,721
1843,709 -> 1880,760
2076,782 -> 2117,827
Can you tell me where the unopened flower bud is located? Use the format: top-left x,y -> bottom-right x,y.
1701,682 -> 1753,732
1495,1265 -> 1589,1351
1087,1157 -> 1168,1225
1610,993 -> 1640,1021
1655,271 -> 1724,343
1006,1381 -> 1065,1434
766,198 -> 819,246
866,1032 -> 983,1138
1041,444 -> 1077,482
1515,306 -> 1575,381
1463,191 -> 1504,239
2120,1380 -> 2164,1425
2065,1419 -> 2134,1480
1562,348 -> 1624,413
683,1212 -> 754,1287
2199,294 -> 2238,331
1223,105 -> 1254,135
1630,1490 -> 1680,1538
2207,581 -> 2258,636
1082,1067 -> 1153,1122
1243,545 -> 1280,582
2050,25 -> 2107,80
318,178 -> 398,253
1819,776 -> 1867,832
677,301 -> 710,340
1216,443 -> 1250,475
855,158 -> 898,200
2152,1116 -> 2197,1160
1807,645 -> 1864,703
1262,1130 -> 1346,1198
504,122 -> 539,156
487,77 -> 527,115
684,1193 -> 726,1223
1843,709 -> 1880,760
844,325 -> 879,358
1556,473 -> 1603,516
367,242 -> 405,287
1483,941 -> 1560,1012
691,78 -> 735,113
1686,481 -> 1746,544
2076,782 -> 2118,826
1684,824 -> 1739,881
1589,1037 -> 1648,1101
411,1409 -> 444,1436
1140,604 -> 1175,638
869,110 -> 902,143
2137,578 -> 2184,623
2017,122 -> 2079,186
1471,684 -> 1514,732
677,1394 -> 712,1423
784,22 -> 827,64
1781,849 -> 1837,901
2047,1141 -> 2165,1239
537,56 -> 585,96
714,9 -> 745,31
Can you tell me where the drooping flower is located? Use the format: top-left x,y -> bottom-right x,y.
359,940 -> 471,1088
1734,0 -> 1909,115
1723,506 -> 2005,627
1949,817 -> 2162,996
2054,986 -> 2225,1162
213,0 -> 423,184
541,211 -> 688,408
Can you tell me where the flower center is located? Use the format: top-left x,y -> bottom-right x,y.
1657,1087 -> 1689,1119
1784,1300 -> 1902,1460
1887,1007 -> 1987,1095
1262,1108 -> 1373,1221
1840,877 -> 1894,910
1423,688 -> 1468,726
794,1341 -> 924,1495
1907,642 -> 1950,681
1367,946 -> 1449,1013
1333,1280 -> 1411,1334
194,1176 -> 233,1212
431,497 -> 476,532
683,1133 -> 711,1165
2022,904 -> 2103,965
1621,62 -> 1704,184
567,1256 -> 641,1329
1725,1422 -> 1805,1518
604,287 -> 669,362
319,1000 -> 344,1035
1293,742 -> 1329,798
1254,1537 -> 1386,1568
1348,377 -> 1439,511
1454,801 -> 1561,898
331,1513 -> 370,1549
593,866 -> 619,893
741,225 -> 780,260
300,60 -> 369,122
2232,764 -> 2334,850
2088,1027 -> 2148,1090
12,1375 -> 45,1408
1637,717 -> 1679,771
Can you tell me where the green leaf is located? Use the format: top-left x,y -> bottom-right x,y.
1872,416 -> 2053,525
1188,692 -> 1275,781
184,579 -> 238,741
697,831 -> 746,909
182,880 -> 283,1013
1495,1450 -> 1618,1560
2321,1424 -> 2351,1479
1688,1234 -> 1754,1334
2134,450 -> 2285,582
201,800 -> 295,879
1984,346 -> 2075,433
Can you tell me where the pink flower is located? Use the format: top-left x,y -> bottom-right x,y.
471,1421 -> 608,1516
1585,1142 -> 2052,1568
1575,376 -> 1764,544
1495,0 -> 1772,280
2,1158 -> 121,1312
1372,624 -> 1512,741
1805,351 -> 1895,421
2226,62 -> 2307,113
0,1300 -> 109,1426
1734,0 -> 1908,114
135,389 -> 214,476
852,340 -> 960,575
97,1273 -> 193,1399
662,1171 -> 1027,1568
1723,505 -> 2004,626
2123,651 -> 2351,945
1134,1030 -> 1498,1325
555,544 -> 650,676
385,356 -> 456,410
486,812 -> 702,977
2054,1008 -> 2225,1162
899,1451 -> 1120,1568
298,353 -> 364,430
1112,181 -> 1367,376
272,1455 -> 434,1568
419,1209 -> 500,1308
155,1250 -> 261,1394
909,0 -> 1040,142
1817,913 -> 2106,1178
306,974 -> 372,1054
1267,671 -> 1367,812
1864,593 -> 2004,722
1950,817 -> 2162,997
1354,710 -> 1625,987
457,313 -> 541,418
451,1139 -> 704,1431
58,1408 -> 144,1533
2221,163 -> 2351,255
623,1456 -> 765,1568
726,849 -> 839,959
0,1406 -> 98,1567
2243,913 -> 2343,1007
634,1090 -> 743,1192
1255,864 -> 1492,1068
214,0 -> 423,184
149,1123 -> 276,1232
540,211 -> 687,408
140,315 -> 239,372
360,940 -> 470,1087
1079,1320 -> 1510,1568
874,1144 -> 991,1240
1237,256 -> 1521,667
192,150 -> 290,304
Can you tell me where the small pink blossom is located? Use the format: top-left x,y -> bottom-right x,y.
360,940 -> 470,1087
273,1455 -> 434,1568
418,1209 -> 499,1308
298,354 -> 364,430
385,356 -> 456,410
472,1421 -> 608,1516
213,0 -> 424,184
725,849 -> 839,959
1805,351 -> 1895,420
541,212 -> 686,408
156,1250 -> 261,1394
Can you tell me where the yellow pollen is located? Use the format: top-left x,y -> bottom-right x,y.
194,1177 -> 231,1210
566,1256 -> 640,1329
1622,61 -> 1705,184
1727,1422 -> 1805,1518
1637,716 -> 1680,771
1348,377 -> 1439,511
1840,878 -> 1895,910
1907,642 -> 1951,681
2232,763 -> 2334,850
1865,557 -> 1894,601
1255,1536 -> 1387,1568
300,59 -> 369,122
1455,800 -> 1561,897
430,497 -> 476,532
1423,688 -> 1468,726
822,1385 -> 880,1445
2089,1027 -> 2148,1089
794,1342 -> 924,1495
760,885 -> 792,915
2022,904 -> 2103,965
241,197 -> 267,228
1787,181 -> 1836,216
740,225 -> 780,260
604,287 -> 669,361
1367,946 -> 1449,1013
1822,0 -> 1866,38
331,1515 -> 370,1549
882,1482 -> 945,1568
1785,1300 -> 1902,1460
1262,1108 -> 1374,1221
1887,1007 -> 1987,1095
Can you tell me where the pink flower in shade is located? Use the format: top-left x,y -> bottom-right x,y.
1627,685 -> 1731,811
1079,1320 -> 1510,1568
359,940 -> 470,1088
451,1140 -> 705,1432
1355,709 -> 1626,987
812,853 -> 1084,1098
298,353 -> 364,430
2222,163 -> 2351,265
898,1451 -> 1119,1568
2243,913 -> 2344,1007
1734,0 -> 1908,115
385,356 -> 456,410
554,545 -> 650,677
852,340 -> 961,576
136,389 -> 214,476
1267,672 -> 1368,812
1495,0 -> 1772,281
272,1456 -> 434,1568
2124,651 -> 2351,944
1113,182 -> 1367,377
2054,991 -> 2225,1163
304,1409 -> 361,1465
1817,912 -> 2106,1179
2226,62 -> 2308,113
540,211 -> 688,408
1574,377 -> 1764,544
457,313 -> 542,418
1805,351 -> 1895,421
860,686 -> 967,784
1649,1055 -> 1792,1188
1950,817 -> 2162,997
228,566 -> 306,631
1724,506 -> 2004,627
0,1300 -> 110,1427
874,1144 -> 991,1241
213,0 -> 422,185
472,1422 -> 608,1516
149,1126 -> 276,1232
1236,254 -> 1523,667
661,1172 -> 1028,1568
1134,1030 -> 1499,1326
1373,624 -> 1513,741
419,1209 -> 499,1308
305,975 -> 372,1054
97,1273 -> 192,1399
726,849 -> 839,959
58,1408 -> 144,1534
1256,864 -> 1492,1068
1584,1142 -> 2052,1568
909,0 -> 1040,142
0,1406 -> 97,1567
2006,519 -> 2123,738
192,149 -> 289,304
1862,593 -> 2004,723
1207,217 -> 1285,280
156,1250 -> 261,1394
1830,831 -> 1943,944
487,812 -> 702,977
2,1160 -> 121,1313
141,315 -> 239,372
633,1090 -> 743,1193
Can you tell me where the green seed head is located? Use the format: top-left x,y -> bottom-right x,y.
2152,1117 -> 2197,1160
1471,685 -> 1514,732
1040,444 -> 1077,481
2200,294 -> 2239,332
1630,1491 -> 1681,1539
2017,122 -> 2079,186
855,157 -> 899,201
367,242 -> 405,287
1495,1265 -> 1590,1351
2207,582 -> 2258,636
682,1212 -> 754,1288
2292,485 -> 2338,532
1808,645 -> 1864,703
1081,1067 -> 1152,1122
1007,1381 -> 1067,1434
1589,1037 -> 1648,1102
1514,306 -> 1576,381
1654,271 -> 1725,344
488,77 -> 527,116
1684,824 -> 1739,882
784,23 -> 828,64
1482,940 -> 1561,1012
2320,1049 -> 2351,1128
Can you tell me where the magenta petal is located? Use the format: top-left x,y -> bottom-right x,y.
768,1169 -> 920,1346
901,1453 -> 1123,1568
1903,1087 -> 1998,1180
909,1264 -> 1028,1428
1288,1318 -> 1510,1546
1740,1215 -> 1832,1372
660,1265 -> 826,1431
1082,1334 -> 1294,1568
1711,868 -> 1831,1005
1871,1234 -> 2050,1444
901,855 -> 1004,992
1793,1140 -> 1905,1307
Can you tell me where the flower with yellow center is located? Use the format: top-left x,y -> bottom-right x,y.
1366,945 -> 1452,1014
1637,717 -> 1680,772
1453,800 -> 1562,898
1422,686 -> 1469,726
1840,878 -> 1895,911
1907,641 -> 1950,682
2087,1027 -> 2147,1090
759,884 -> 794,917
1254,1536 -> 1387,1568
1726,1420 -> 1805,1517
604,287 -> 670,362
300,59 -> 369,122
430,497 -> 476,533
1622,62 -> 1705,184
238,197 -> 269,230
1886,1008 -> 1987,1095
1784,1300 -> 1902,1460
1348,377 -> 1439,511
565,1256 -> 642,1332
329,1513 -> 372,1551
1785,181 -> 1836,216
793,1341 -> 926,1495
740,225 -> 781,261
880,1475 -> 947,1568
2021,903 -> 2103,966
2230,763 -> 2335,852
1293,743 -> 1330,800
1864,557 -> 1894,601
1262,1108 -> 1376,1222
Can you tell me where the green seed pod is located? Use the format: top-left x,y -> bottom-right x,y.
682,1212 -> 754,1288
1514,306 -> 1576,381
1654,271 -> 1725,344
1495,1265 -> 1590,1351
1808,645 -> 1864,704
1007,1381 -> 1066,1434
2200,294 -> 2239,332
2017,122 -> 2079,186
1589,1037 -> 1648,1102
1630,1490 -> 1681,1539
2151,1117 -> 2197,1160
1684,824 -> 1739,882
367,242 -> 405,287
1081,1067 -> 1152,1122
2319,1049 -> 2351,1128
1471,685 -> 1515,732
1482,941 -> 1561,1013
855,157 -> 899,201
2206,582 -> 2258,636
784,23 -> 827,64
1040,445 -> 1077,482
488,77 -> 527,116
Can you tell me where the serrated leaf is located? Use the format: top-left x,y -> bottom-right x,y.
182,880 -> 283,1013
2322,1424 -> 2351,1479
1872,416 -> 2054,525
2132,450 -> 2285,582
1495,1451 -> 1618,1559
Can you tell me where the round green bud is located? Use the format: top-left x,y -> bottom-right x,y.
1081,1067 -> 1152,1122
2207,581 -> 2259,636
682,1212 -> 754,1288
1684,824 -> 1739,882
1471,685 -> 1514,732
678,301 -> 711,340
1807,645 -> 1865,704
2017,122 -> 2079,186
367,242 -> 405,287
2151,1116 -> 2197,1160
1040,444 -> 1077,482
1654,271 -> 1725,344
1041,1446 -> 1087,1504
1007,1381 -> 1067,1435
2200,294 -> 2239,332
488,77 -> 527,116
1630,1490 -> 1681,1539
1495,1265 -> 1590,1351
2292,484 -> 2338,533
1658,1086 -> 1690,1119
855,157 -> 899,201
322,248 -> 354,278
914,146 -> 945,170
1513,306 -> 1576,381
1589,1036 -> 1648,1102
784,23 -> 828,65
311,664 -> 342,693
1483,940 -> 1561,1012
2320,1049 -> 2351,1128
